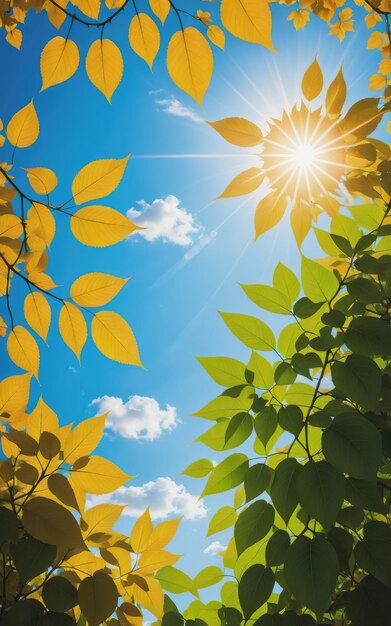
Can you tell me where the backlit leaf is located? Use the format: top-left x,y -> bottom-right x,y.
24,292 -> 51,341
202,453 -> 249,496
71,456 -> 131,494
40,36 -> 79,90
23,497 -> 85,549
208,117 -> 262,147
7,101 -> 39,148
86,39 -> 123,102
63,413 -> 107,464
70,272 -> 128,307
78,571 -> 118,626
25,167 -> 58,195
129,13 -> 160,70
149,0 -> 170,23
220,312 -> 276,351
7,326 -> 40,379
58,302 -> 87,361
220,0 -> 274,49
91,310 -> 142,365
71,205 -> 140,246
167,28 -> 213,105
302,57 -> 323,101
72,156 -> 129,205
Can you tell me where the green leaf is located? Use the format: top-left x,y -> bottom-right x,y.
156,566 -> 196,595
355,521 -> 391,588
345,316 -> 391,357
247,352 -> 274,389
0,507 -> 19,544
273,262 -> 300,304
347,575 -> 391,626
278,406 -> 302,437
193,566 -> 224,589
193,387 -> 253,420
219,312 -> 276,351
196,357 -> 246,387
278,323 -> 302,358
270,458 -> 301,524
244,463 -> 272,502
347,277 -> 383,305
327,527 -> 353,571
296,460 -> 345,530
42,576 -> 78,612
331,355 -> 381,411
301,257 -> 339,303
322,413 -> 382,480
345,478 -> 385,513
265,530 -> 290,567
254,406 -> 278,448
238,565 -> 274,619
293,297 -> 323,319
284,535 -> 339,617
337,506 -> 364,530
348,203 -> 383,230
182,459 -> 214,478
202,454 -> 249,496
78,571 -> 118,626
241,283 -> 291,314
234,500 -> 274,555
207,506 -> 237,536
12,537 -> 56,582
225,413 -> 253,446
2,599 -> 44,626
39,613 -> 76,625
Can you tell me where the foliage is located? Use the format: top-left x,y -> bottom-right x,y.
0,0 -> 390,103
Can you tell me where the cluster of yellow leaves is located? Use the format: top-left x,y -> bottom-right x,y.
0,99 -> 143,371
208,58 -> 389,245
0,395 -> 181,623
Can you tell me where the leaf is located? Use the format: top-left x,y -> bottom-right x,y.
265,530 -> 290,567
208,117 -> 262,147
156,566 -> 195,595
238,565 -> 274,619
220,312 -> 276,351
25,167 -> 58,195
6,101 -> 39,148
71,456 -> 131,494
322,413 -> 382,480
326,67 -> 346,117
58,302 -> 87,361
167,27 -> 213,106
7,326 -> 40,379
0,507 -> 19,544
302,58 -> 323,101
234,500 -> 274,554
345,316 -> 391,357
71,0 -> 100,18
218,167 -> 263,198
341,98 -> 381,142
247,352 -> 274,389
86,39 -> 123,102
70,272 -> 128,307
182,458 -> 214,478
78,571 -> 118,626
39,431 -> 61,459
1,599 -> 44,625
148,517 -> 180,551
13,537 -> 56,582
130,507 -> 153,553
296,460 -> 345,530
27,202 -> 56,247
207,506 -> 237,536
244,463 -> 271,502
63,413 -> 107,464
71,205 -> 140,246
132,573 -> 165,618
270,458 -> 301,524
331,354 -> 381,410
129,13 -> 160,70
193,387 -> 253,420
91,310 -> 142,365
47,474 -> 82,511
22,497 -> 85,549
0,372 -> 31,414
194,566 -> 224,589
241,283 -> 292,314
301,257 -> 339,303
197,356 -> 246,387
149,0 -> 170,23
27,396 -> 58,441
83,503 -> 125,538
42,576 -> 78,612
72,156 -> 129,205
273,262 -> 300,304
254,192 -> 287,240
202,453 -> 249,496
23,292 -> 51,342
355,522 -> 391,589
284,535 -> 339,617
220,0 -> 274,50
207,25 -> 225,49
40,36 -> 79,90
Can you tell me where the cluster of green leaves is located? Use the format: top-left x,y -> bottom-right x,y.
159,198 -> 391,626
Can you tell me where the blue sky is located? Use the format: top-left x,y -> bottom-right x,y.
0,0 -> 384,604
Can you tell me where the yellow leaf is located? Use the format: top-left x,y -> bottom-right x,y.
137,550 -> 180,575
44,0 -> 67,29
78,571 -> 118,626
106,0 -> 126,6
91,310 -> 142,366
0,373 -> 31,415
23,496 -> 85,548
71,205 -> 140,247
70,0 -> 100,19
290,201 -> 312,247
287,9 -> 310,31
132,575 -> 164,618
167,27 -> 213,106
220,0 -> 274,50
302,57 -> 323,101
325,67 -> 346,117
72,156 -> 129,205
27,396 -> 59,441
86,39 -> 123,103
40,36 -> 79,90
58,302 -> 87,361
25,167 -> 58,195
129,13 -> 160,70
71,456 -> 131,494
27,202 -> 56,246
70,272 -> 128,307
369,74 -> 387,90
6,101 -> 39,148
340,98 -> 381,142
208,117 -> 262,147
130,508 -> 153,553
24,291 -> 51,341
27,271 -> 56,291
63,413 -> 107,464
6,29 -> 22,49
7,326 -> 40,379
82,503 -> 125,537
254,192 -> 287,240
149,0 -> 170,24
147,518 -> 181,550
207,25 -> 225,49
47,473 -> 84,512
219,167 -> 263,198
0,214 -> 23,239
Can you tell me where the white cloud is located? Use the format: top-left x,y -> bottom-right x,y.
155,95 -> 204,124
203,541 -> 227,556
91,395 -> 178,441
88,476 -> 207,520
127,195 -> 200,246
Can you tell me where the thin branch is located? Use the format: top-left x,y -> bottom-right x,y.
47,0 -> 130,27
